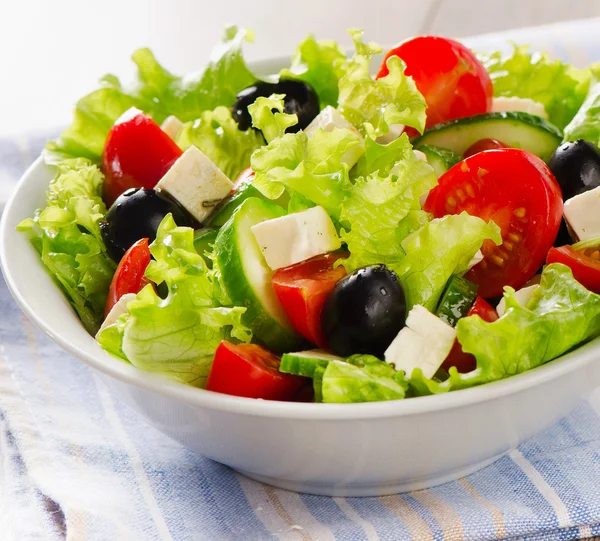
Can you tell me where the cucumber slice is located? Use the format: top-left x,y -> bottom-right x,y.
208,177 -> 289,227
435,275 -> 478,327
193,228 -> 218,268
214,197 -> 302,353
418,145 -> 462,177
413,112 -> 562,162
281,350 -> 344,402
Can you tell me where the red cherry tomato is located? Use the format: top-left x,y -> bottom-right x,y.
547,245 -> 600,294
424,149 -> 563,298
272,253 -> 348,347
102,108 -> 182,205
442,297 -> 498,373
206,341 -> 306,400
463,139 -> 507,158
105,238 -> 152,317
377,36 -> 493,129
233,167 -> 255,191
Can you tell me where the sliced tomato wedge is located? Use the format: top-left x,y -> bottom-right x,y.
272,252 -> 348,347
377,36 -> 492,130
547,245 -> 600,294
442,297 -> 498,373
424,149 -> 563,298
102,108 -> 182,205
105,238 -> 152,317
206,341 -> 306,400
463,138 -> 507,158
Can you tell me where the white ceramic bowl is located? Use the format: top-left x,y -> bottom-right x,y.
4,153 -> 600,498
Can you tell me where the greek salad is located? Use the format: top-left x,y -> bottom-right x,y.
19,28 -> 600,403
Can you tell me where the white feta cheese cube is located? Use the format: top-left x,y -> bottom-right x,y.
304,106 -> 364,169
563,186 -> 600,242
155,145 -> 233,224
413,150 -> 428,162
384,305 -> 456,379
496,284 -> 539,317
467,250 -> 484,270
376,123 -> 406,145
251,206 -> 342,270
161,115 -> 184,141
492,97 -> 548,119
96,293 -> 136,336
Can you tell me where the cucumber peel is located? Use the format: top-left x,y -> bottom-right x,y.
435,275 -> 478,327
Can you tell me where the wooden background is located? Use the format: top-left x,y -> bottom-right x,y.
1,0 -> 599,136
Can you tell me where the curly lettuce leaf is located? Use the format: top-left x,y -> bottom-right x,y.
339,135 -> 437,272
321,355 -> 408,403
338,29 -> 426,137
45,26 -> 257,163
175,106 -> 264,180
280,35 -> 348,108
563,66 -> 600,145
479,45 -> 591,129
17,160 -> 115,334
97,215 -> 251,387
410,263 -> 600,396
395,213 -> 501,311
247,94 -> 298,143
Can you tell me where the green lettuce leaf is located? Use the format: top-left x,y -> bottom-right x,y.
175,106 -> 264,180
338,30 -> 426,137
563,70 -> 600,146
321,354 -> 407,403
17,160 -> 115,334
45,26 -> 257,163
410,263 -> 600,395
280,35 -> 348,108
395,213 -> 501,311
97,215 -> 251,387
340,134 -> 437,272
479,45 -> 591,129
247,94 -> 298,143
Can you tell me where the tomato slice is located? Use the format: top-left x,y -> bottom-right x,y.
442,297 -> 498,373
424,149 -> 563,298
206,341 -> 306,400
105,238 -> 152,317
102,108 -> 182,205
547,245 -> 600,294
272,252 -> 347,347
463,139 -> 507,158
377,36 -> 492,129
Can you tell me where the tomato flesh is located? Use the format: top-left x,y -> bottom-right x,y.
547,246 -> 600,294
233,167 -> 255,191
463,139 -> 507,158
442,297 -> 498,373
272,253 -> 347,347
105,238 -> 152,317
206,341 -> 306,400
377,36 -> 492,129
102,108 -> 182,205
424,149 -> 563,298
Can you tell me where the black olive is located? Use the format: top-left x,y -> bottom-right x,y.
553,219 -> 574,246
232,79 -> 320,133
100,188 -> 195,262
320,265 -> 407,358
548,140 -> 600,201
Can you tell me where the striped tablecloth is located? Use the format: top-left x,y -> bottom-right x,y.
2,18 -> 600,541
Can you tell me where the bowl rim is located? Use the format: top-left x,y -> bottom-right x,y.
2,155 -> 599,421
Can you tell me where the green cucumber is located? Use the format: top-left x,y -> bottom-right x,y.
435,275 -> 478,327
193,228 -> 218,267
281,350 -> 344,402
208,177 -> 289,228
413,112 -> 562,162
418,145 -> 462,177
214,197 -> 303,353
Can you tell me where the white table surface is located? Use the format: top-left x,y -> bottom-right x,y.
1,0 -> 599,137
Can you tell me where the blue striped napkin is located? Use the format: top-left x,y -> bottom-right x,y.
2,19 -> 600,541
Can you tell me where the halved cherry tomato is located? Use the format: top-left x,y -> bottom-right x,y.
105,238 -> 152,317
424,149 -> 563,298
464,139 -> 507,158
442,297 -> 498,373
377,36 -> 493,129
272,252 -> 348,347
547,245 -> 600,294
206,341 -> 306,400
102,108 -> 182,205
